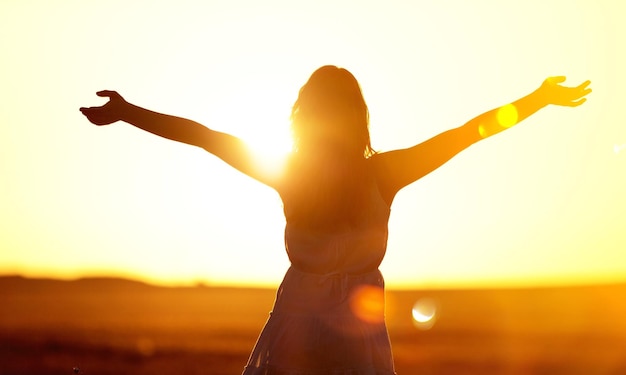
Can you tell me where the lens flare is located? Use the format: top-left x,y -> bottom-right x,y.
412,297 -> 438,330
614,144 -> 626,154
350,285 -> 385,324
496,104 -> 518,128
478,124 -> 488,139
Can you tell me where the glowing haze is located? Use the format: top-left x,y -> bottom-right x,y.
1,1 -> 625,289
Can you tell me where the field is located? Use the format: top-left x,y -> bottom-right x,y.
1,276 -> 626,375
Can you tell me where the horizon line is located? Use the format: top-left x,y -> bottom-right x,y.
2,273 -> 626,292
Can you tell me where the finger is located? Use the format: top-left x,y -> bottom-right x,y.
547,76 -> 566,85
80,108 -> 107,122
80,108 -> 95,119
96,90 -> 121,99
567,98 -> 587,107
79,107 -> 100,114
576,80 -> 591,91
83,113 -> 109,126
569,87 -> 592,99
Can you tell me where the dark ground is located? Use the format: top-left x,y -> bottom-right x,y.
1,276 -> 626,375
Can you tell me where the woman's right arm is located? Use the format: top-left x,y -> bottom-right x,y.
80,91 -> 284,189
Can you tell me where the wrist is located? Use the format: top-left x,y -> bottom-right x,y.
119,101 -> 137,123
530,87 -> 550,109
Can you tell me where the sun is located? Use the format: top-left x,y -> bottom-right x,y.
244,121 -> 293,160
243,122 -> 293,182
223,80 -> 296,179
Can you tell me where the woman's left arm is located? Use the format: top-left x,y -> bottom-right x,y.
372,77 -> 592,204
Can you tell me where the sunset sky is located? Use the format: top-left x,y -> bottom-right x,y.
1,0 -> 625,289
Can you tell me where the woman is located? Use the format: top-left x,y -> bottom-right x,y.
80,66 -> 591,374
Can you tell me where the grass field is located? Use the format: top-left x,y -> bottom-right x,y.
1,276 -> 626,374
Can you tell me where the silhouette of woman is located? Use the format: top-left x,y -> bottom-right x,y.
80,66 -> 591,374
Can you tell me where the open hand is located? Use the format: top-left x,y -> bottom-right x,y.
538,76 -> 592,107
80,90 -> 127,125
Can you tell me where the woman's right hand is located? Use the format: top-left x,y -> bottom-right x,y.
80,90 -> 128,125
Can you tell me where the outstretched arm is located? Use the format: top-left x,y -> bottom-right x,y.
372,77 -> 592,204
80,91 -> 284,189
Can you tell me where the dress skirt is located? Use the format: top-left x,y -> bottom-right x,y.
242,266 -> 397,375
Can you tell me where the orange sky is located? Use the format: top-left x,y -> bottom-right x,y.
1,1 -> 625,288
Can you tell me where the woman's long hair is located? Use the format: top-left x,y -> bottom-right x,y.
282,66 -> 377,231
290,65 -> 374,158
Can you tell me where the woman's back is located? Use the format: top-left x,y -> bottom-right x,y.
241,156 -> 398,374
245,165 -> 396,374
282,157 -> 391,275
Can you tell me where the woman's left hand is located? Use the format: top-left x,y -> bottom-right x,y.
537,76 -> 592,107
